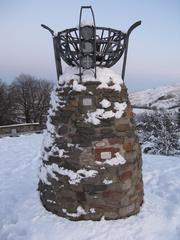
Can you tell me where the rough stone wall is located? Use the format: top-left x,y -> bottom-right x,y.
38,72 -> 144,221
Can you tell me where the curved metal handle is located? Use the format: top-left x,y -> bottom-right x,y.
121,21 -> 141,81
41,24 -> 54,36
79,6 -> 96,27
127,21 -> 141,36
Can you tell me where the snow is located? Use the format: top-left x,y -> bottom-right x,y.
103,152 -> 126,165
114,102 -> 127,118
90,208 -> 96,213
85,102 -> 127,125
72,80 -> 87,92
63,206 -> 96,218
1,133 -> 180,240
62,206 -> 87,218
42,88 -> 60,151
39,163 -> 98,185
52,67 -> 126,127
40,87 -> 66,162
96,152 -> 126,166
100,99 -> 111,108
59,66 -> 123,92
103,179 -> 113,185
85,109 -> 104,125
39,164 -> 52,185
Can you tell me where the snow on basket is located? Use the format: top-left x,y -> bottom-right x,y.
38,67 -> 144,220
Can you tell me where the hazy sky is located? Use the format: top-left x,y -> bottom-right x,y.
0,0 -> 180,91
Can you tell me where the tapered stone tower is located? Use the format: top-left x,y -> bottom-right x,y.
38,6 -> 143,220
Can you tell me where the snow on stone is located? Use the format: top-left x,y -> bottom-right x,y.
63,206 -> 96,217
94,68 -> 123,91
102,110 -> 115,119
89,208 -> 96,213
39,86 -> 67,163
85,102 -> 127,125
58,66 -> 79,84
103,179 -> 113,185
85,108 -> 112,125
85,109 -> 104,125
59,66 -> 123,92
96,152 -> 126,166
100,99 -> 111,108
62,206 -> 87,217
42,88 -> 60,151
53,67 -> 126,127
46,144 -> 69,159
49,87 -> 61,113
104,152 -> 126,165
1,133 -> 180,239
38,164 -> 52,185
39,163 -> 98,185
41,141 -> 68,162
39,88 -> 67,172
114,102 -> 127,118
67,143 -> 83,150
72,79 -> 87,92
47,199 -> 56,203
52,147 -> 68,158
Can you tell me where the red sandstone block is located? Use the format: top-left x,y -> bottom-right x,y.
126,109 -> 134,118
119,171 -> 133,181
92,203 -> 115,211
102,190 -> 121,199
70,99 -> 79,107
123,143 -> 134,152
115,123 -> 130,132
121,163 -> 134,172
95,147 -> 119,161
124,151 -> 137,163
108,137 -> 124,145
135,182 -> 143,191
102,190 -> 114,198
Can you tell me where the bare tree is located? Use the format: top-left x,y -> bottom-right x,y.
0,80 -> 14,125
9,74 -> 53,126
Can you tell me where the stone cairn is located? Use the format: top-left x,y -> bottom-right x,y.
38,67 -> 144,220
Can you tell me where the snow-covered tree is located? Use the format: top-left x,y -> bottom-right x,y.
136,110 -> 179,155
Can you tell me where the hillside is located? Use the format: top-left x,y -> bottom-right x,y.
129,85 -> 180,155
129,85 -> 180,115
0,133 -> 180,240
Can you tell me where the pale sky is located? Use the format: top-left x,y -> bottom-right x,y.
0,0 -> 180,90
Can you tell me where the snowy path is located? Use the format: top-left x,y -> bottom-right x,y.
0,134 -> 180,240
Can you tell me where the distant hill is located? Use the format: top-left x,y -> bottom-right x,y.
129,85 -> 180,116
129,85 -> 180,155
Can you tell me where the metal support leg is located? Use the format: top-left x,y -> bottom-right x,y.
53,37 -> 62,81
41,24 -> 63,81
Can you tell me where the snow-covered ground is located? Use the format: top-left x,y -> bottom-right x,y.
0,133 -> 180,240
